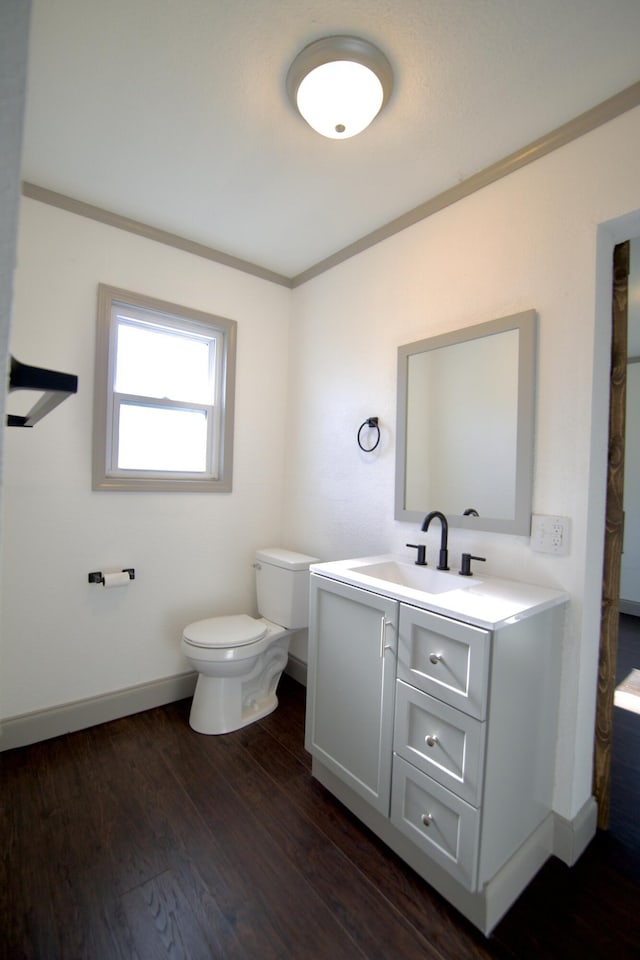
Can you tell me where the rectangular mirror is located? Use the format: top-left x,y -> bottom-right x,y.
395,310 -> 536,535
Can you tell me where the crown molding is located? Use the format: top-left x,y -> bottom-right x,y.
20,181 -> 292,288
291,79 -> 640,286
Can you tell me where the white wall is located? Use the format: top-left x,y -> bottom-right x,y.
0,1 -> 31,719
284,105 -> 640,822
1,198 -> 291,717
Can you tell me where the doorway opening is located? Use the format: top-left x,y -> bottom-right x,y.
594,240 -> 640,863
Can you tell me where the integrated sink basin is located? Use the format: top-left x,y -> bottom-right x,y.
350,560 -> 479,594
311,554 -> 568,629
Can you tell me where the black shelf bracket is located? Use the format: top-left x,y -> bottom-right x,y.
7,355 -> 78,428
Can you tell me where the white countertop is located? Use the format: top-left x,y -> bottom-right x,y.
310,554 -> 568,630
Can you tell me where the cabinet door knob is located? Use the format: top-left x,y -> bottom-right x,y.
429,653 -> 442,665
425,735 -> 438,748
421,813 -> 433,827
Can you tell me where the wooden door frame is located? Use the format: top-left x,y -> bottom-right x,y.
593,240 -> 629,829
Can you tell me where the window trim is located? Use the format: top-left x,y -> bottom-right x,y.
93,284 -> 236,492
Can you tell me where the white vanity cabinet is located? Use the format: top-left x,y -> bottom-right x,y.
305,560 -> 569,935
305,575 -> 398,815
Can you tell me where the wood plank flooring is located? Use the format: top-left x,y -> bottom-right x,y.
1,656 -> 639,959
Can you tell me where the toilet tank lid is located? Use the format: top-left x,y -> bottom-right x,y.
255,547 -> 319,571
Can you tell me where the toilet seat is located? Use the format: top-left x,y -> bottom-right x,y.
183,614 -> 267,649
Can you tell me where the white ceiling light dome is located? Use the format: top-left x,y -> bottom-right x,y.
286,36 -> 393,140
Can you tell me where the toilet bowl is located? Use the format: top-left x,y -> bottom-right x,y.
181,548 -> 318,734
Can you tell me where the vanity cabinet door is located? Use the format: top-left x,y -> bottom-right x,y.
397,605 -> 490,720
306,575 -> 398,816
394,680 -> 486,806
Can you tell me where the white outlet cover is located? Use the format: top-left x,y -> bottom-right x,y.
531,514 -> 570,555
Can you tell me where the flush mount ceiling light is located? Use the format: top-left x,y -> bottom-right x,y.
286,36 -> 393,140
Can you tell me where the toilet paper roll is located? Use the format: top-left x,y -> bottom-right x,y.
102,571 -> 131,589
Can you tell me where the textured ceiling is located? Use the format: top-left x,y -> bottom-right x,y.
20,0 -> 640,281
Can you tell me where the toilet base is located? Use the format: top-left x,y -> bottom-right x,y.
189,681 -> 280,735
188,634 -> 289,735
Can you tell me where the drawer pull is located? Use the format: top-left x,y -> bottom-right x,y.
429,653 -> 442,665
425,735 -> 438,748
421,813 -> 433,828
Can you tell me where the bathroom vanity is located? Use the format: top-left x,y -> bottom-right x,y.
305,555 -> 568,935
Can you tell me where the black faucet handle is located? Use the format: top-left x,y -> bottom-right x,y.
406,543 -> 427,566
459,553 -> 486,576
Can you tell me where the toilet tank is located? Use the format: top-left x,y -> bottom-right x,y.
255,548 -> 319,629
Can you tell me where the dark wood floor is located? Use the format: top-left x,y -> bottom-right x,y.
1,622 -> 639,960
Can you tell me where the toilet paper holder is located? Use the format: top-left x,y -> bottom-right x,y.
88,568 -> 135,584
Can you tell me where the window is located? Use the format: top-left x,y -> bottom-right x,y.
93,285 -> 236,491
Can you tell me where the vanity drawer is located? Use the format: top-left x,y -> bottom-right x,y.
397,605 -> 490,720
391,755 -> 480,891
394,681 -> 486,806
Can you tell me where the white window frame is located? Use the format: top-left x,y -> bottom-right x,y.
93,285 -> 236,492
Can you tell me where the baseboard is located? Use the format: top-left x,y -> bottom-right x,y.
285,653 -> 307,686
553,796 -> 598,865
0,671 -> 198,752
619,599 -> 640,617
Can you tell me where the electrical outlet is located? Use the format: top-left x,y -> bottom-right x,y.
531,514 -> 570,555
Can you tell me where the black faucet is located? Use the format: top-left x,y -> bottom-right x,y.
421,511 -> 449,570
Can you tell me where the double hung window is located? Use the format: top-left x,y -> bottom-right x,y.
93,285 -> 236,491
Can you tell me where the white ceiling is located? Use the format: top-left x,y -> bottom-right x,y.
20,0 -> 640,282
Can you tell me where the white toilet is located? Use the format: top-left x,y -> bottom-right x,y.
181,547 -> 318,735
